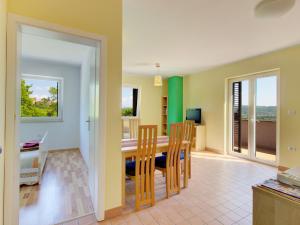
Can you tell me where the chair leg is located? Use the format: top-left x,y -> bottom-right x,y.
135,176 -> 140,211
188,155 -> 191,179
177,163 -> 181,194
166,169 -> 170,198
151,173 -> 155,206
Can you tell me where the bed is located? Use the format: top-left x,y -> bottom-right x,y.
20,132 -> 48,185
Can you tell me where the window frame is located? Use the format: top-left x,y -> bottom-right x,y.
121,84 -> 141,118
21,74 -> 64,123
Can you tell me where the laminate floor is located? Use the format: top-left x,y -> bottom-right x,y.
19,149 -> 94,225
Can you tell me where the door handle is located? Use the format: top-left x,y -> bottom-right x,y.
0,146 -> 2,155
86,119 -> 91,131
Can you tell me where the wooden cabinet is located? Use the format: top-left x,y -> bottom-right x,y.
253,186 -> 300,225
193,125 -> 206,151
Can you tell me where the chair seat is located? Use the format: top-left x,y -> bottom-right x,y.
155,155 -> 167,168
180,152 -> 185,160
126,160 -> 154,176
126,161 -> 137,176
161,152 -> 185,160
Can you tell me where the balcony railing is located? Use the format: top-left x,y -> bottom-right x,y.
240,119 -> 276,156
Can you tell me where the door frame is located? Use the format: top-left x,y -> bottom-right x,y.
225,68 -> 280,166
5,14 -> 107,225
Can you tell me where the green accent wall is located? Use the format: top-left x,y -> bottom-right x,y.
168,76 -> 183,133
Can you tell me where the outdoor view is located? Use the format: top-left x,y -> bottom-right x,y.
241,76 -> 277,122
237,76 -> 277,161
21,77 -> 59,118
122,87 -> 134,116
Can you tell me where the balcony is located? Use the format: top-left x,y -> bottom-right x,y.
237,119 -> 276,161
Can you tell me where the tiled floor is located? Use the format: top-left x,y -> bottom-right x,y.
61,151 -> 277,225
20,149 -> 94,225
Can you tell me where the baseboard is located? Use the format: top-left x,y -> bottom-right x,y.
278,165 -> 289,171
104,206 -> 123,219
48,147 -> 80,152
54,212 -> 94,225
205,147 -> 223,154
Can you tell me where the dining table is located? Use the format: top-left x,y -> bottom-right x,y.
121,136 -> 190,206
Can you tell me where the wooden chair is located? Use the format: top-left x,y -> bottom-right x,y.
129,118 -> 140,139
182,120 -> 195,178
155,123 -> 184,198
125,125 -> 157,210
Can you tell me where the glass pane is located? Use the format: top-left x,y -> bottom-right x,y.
21,78 -> 59,117
122,87 -> 134,116
241,80 -> 249,155
255,76 -> 277,161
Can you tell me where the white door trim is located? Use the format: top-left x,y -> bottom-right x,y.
225,68 -> 280,166
5,13 -> 107,225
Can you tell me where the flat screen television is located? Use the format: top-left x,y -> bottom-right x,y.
186,108 -> 201,124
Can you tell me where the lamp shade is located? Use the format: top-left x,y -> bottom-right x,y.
154,75 -> 163,86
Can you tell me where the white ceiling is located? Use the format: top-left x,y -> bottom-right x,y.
22,33 -> 90,66
123,0 -> 300,76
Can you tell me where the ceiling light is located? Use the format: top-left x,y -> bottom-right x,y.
154,63 -> 163,87
255,0 -> 295,18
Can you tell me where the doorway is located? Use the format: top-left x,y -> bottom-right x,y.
5,15 -> 106,225
227,70 -> 280,165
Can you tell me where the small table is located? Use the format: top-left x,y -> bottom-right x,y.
121,136 -> 190,206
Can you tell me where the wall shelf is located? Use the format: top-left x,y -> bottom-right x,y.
161,96 -> 168,135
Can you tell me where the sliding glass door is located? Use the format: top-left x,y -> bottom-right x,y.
229,71 -> 278,164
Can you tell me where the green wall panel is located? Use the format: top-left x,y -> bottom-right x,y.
168,76 -> 183,133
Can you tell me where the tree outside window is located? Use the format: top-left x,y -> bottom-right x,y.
21,74 -> 63,122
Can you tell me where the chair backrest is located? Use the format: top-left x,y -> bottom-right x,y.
129,118 -> 140,139
135,125 -> 157,209
184,120 -> 195,146
166,123 -> 184,195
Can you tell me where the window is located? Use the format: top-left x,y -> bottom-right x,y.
21,74 -> 63,122
122,86 -> 139,117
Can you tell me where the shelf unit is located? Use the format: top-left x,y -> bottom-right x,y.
161,96 -> 168,135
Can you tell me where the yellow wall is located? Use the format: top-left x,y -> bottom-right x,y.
123,75 -> 163,134
0,0 -> 6,223
184,45 -> 300,168
8,0 -> 122,210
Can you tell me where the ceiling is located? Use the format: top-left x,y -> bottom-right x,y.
22,33 -> 90,66
123,0 -> 300,76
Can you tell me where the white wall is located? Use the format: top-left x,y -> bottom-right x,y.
122,75 -> 163,135
20,58 -> 81,150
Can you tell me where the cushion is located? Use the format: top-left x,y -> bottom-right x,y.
162,152 -> 185,160
180,152 -> 185,160
126,160 -> 154,176
155,155 -> 167,168
126,161 -> 136,176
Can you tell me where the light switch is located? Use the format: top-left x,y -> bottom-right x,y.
288,109 -> 297,116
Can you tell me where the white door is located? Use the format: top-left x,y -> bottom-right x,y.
88,48 -> 97,205
0,48 -> 4,225
228,71 -> 279,165
0,0 -> 5,221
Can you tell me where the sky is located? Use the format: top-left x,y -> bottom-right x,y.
122,87 -> 133,108
242,76 -> 277,106
24,78 -> 57,101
